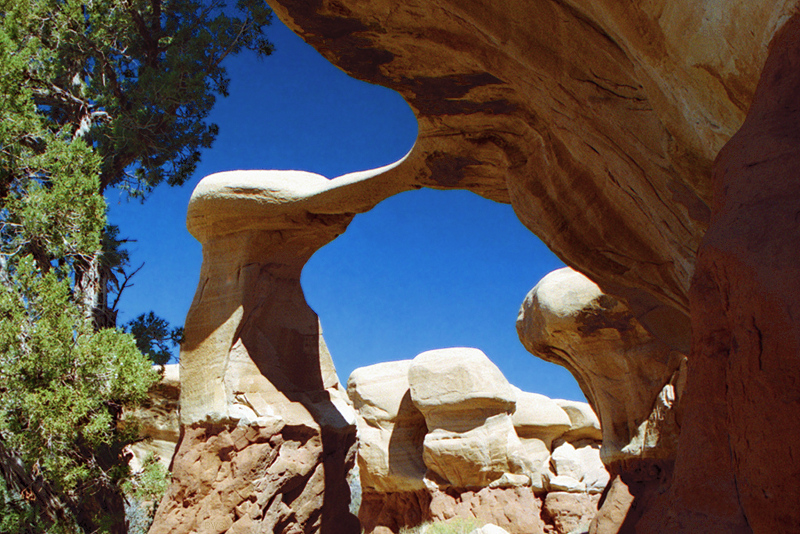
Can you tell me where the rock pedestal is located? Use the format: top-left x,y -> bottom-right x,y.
150,164 -> 412,534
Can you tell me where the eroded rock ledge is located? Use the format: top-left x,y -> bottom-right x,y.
268,0 -> 797,353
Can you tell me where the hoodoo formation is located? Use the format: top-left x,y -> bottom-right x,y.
149,2 -> 800,533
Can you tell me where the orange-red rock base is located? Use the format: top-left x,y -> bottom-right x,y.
149,421 -> 359,534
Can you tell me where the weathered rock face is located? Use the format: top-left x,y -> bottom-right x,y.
517,267 -> 686,466
349,349 -> 607,534
347,361 -> 427,493
637,15 -> 800,533
125,364 -> 180,472
517,267 -> 686,532
153,1 -> 800,531
152,166 -> 419,533
268,0 -> 798,354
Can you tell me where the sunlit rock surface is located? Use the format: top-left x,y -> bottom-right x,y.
151,162 -> 416,534
124,364 -> 180,472
147,1 -> 800,531
349,349 -> 606,534
517,267 -> 685,466
269,0 -> 797,355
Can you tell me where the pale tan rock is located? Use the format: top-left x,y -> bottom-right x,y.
511,387 -> 571,449
422,413 -> 532,488
553,400 -> 603,443
549,441 -> 584,482
155,164 -> 421,532
546,475 -> 585,494
517,438 -> 551,493
347,361 -> 427,492
469,525 -> 510,534
124,364 -> 180,471
518,268 -> 685,464
549,440 -> 608,495
409,347 -> 516,432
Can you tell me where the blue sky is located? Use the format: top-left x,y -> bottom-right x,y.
107,17 -> 583,401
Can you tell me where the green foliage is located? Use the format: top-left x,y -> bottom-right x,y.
0,256 -> 161,529
399,518 -> 485,534
122,453 -> 170,533
1,0 -> 273,198
0,0 -> 274,531
124,311 -> 184,366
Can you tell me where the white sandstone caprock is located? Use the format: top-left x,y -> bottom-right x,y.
408,347 -> 516,432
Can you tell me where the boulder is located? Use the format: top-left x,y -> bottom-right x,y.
349,351 -> 608,533
407,348 -> 533,490
347,361 -> 428,492
511,387 -> 572,448
409,347 -> 516,432
548,440 -> 608,495
553,400 -> 603,443
422,414 -> 532,488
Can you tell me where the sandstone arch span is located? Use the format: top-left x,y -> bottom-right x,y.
151,3 -> 800,533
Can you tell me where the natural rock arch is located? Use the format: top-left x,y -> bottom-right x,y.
150,3 -> 800,533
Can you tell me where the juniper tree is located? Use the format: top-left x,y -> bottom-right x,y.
0,0 -> 273,531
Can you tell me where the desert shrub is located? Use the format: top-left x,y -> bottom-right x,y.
400,517 -> 485,534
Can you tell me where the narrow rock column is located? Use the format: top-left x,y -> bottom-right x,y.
639,15 -> 800,533
150,165 -> 412,534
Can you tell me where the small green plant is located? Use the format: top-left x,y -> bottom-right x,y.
400,517 -> 485,534
122,452 -> 170,534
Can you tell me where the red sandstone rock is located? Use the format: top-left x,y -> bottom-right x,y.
542,492 -> 601,534
636,14 -> 800,534
150,421 -> 359,534
360,487 -> 546,534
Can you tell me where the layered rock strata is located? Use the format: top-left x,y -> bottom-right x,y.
254,6 -> 800,526
349,348 -> 607,534
637,15 -> 800,533
268,0 -> 798,354
151,164 -> 419,534
125,364 -> 181,472
150,1 -> 800,531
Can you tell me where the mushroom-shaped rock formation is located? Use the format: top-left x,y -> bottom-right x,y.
151,159 -> 415,534
146,1 -> 800,530
350,351 -> 606,534
517,267 -> 686,467
408,348 -> 528,489
254,6 -> 800,526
